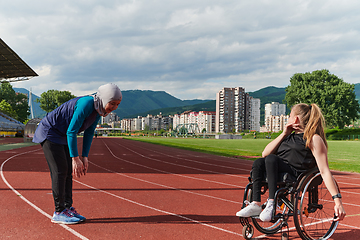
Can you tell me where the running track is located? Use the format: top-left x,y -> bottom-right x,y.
1,137 -> 360,239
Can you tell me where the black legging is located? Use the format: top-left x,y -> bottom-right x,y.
251,154 -> 296,202
41,139 -> 73,213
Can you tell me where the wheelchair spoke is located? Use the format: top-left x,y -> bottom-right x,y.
294,172 -> 339,240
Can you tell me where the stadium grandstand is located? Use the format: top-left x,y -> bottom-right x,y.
0,38 -> 38,137
0,111 -> 25,137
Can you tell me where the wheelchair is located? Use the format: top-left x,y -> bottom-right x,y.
238,168 -> 340,240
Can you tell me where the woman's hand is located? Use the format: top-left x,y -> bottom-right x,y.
283,121 -> 302,136
261,121 -> 302,157
82,156 -> 89,175
72,156 -> 84,178
334,199 -> 346,221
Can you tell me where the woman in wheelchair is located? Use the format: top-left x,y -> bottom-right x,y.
236,103 -> 346,222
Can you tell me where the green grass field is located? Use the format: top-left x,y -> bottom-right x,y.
124,137 -> 360,173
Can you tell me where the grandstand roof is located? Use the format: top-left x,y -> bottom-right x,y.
0,38 -> 38,82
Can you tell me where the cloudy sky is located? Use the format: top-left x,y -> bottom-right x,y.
2,0 -> 360,100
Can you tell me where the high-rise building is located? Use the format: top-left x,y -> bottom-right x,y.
265,102 -> 286,118
264,102 -> 287,132
101,112 -> 119,124
216,87 -> 260,133
250,97 -> 261,132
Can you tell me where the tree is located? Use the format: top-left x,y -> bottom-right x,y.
38,90 -> 76,112
285,69 -> 360,129
0,100 -> 17,119
0,82 -> 29,123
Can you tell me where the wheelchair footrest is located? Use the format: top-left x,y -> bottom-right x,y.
239,216 -> 250,227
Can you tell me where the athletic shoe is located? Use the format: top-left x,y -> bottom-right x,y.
51,209 -> 81,224
68,207 -> 86,222
236,202 -> 262,217
259,200 -> 274,222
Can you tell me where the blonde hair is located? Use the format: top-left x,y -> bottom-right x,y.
291,103 -> 328,149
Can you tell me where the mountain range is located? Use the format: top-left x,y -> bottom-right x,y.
15,83 -> 360,120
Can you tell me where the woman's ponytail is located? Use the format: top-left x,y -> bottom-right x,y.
292,103 -> 327,149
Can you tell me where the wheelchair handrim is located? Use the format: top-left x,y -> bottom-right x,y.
298,172 -> 339,240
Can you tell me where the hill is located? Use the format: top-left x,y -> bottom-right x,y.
13,88 -> 211,119
126,100 -> 216,118
114,90 -> 210,118
14,84 -> 358,122
136,86 -> 287,124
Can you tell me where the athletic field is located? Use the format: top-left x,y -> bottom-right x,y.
1,137 -> 359,239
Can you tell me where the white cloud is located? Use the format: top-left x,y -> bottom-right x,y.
3,0 -> 360,100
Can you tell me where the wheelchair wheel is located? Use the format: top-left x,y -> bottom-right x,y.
242,224 -> 254,240
247,186 -> 288,234
293,172 -> 339,240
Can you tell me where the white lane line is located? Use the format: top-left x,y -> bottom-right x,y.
102,140 -> 243,188
125,141 -> 252,173
73,179 -> 242,237
0,149 -> 89,240
118,139 -> 360,200
89,161 -> 242,204
114,141 -> 249,180
126,140 -> 254,167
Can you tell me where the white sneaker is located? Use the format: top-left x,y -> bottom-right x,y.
236,202 -> 262,217
259,200 -> 274,222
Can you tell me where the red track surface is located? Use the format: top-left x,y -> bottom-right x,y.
1,137 -> 360,239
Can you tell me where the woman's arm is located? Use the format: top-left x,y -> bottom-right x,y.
262,132 -> 287,157
67,97 -> 94,157
67,97 -> 94,177
310,134 -> 346,221
262,121 -> 300,157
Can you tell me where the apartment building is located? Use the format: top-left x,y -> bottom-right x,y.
264,102 -> 287,132
173,111 -> 216,133
216,87 -> 260,133
265,114 -> 289,132
120,114 -> 173,132
265,102 -> 286,118
250,97 -> 261,132
101,112 -> 119,124
197,111 -> 216,133
120,118 -> 132,132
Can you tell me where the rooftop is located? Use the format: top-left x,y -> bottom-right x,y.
0,38 -> 38,82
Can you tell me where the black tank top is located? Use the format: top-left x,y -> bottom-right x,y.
276,133 -> 316,172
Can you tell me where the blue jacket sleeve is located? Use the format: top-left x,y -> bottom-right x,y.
67,97 -> 96,157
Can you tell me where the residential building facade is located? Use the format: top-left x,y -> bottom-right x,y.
250,97 -> 261,132
120,114 -> 173,132
265,114 -> 289,132
173,111 -> 216,133
101,112 -> 119,124
264,102 -> 287,132
216,87 -> 260,133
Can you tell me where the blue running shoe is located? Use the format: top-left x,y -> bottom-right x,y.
68,207 -> 86,222
51,209 -> 81,224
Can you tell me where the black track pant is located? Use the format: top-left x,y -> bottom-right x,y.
41,139 -> 73,213
251,154 -> 295,202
